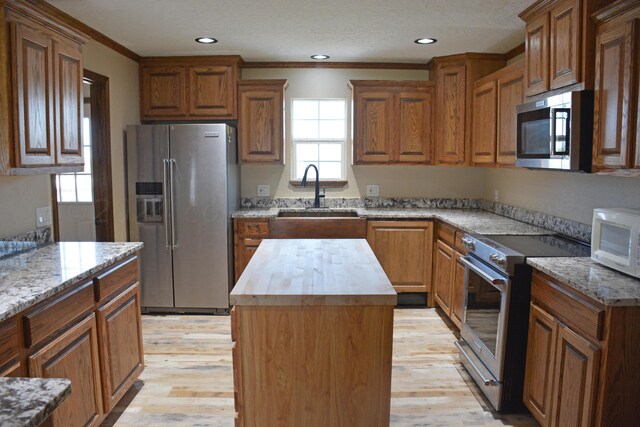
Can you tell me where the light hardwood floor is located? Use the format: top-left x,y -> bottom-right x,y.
101,309 -> 537,426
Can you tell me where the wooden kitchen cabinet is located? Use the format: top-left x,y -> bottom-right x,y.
519,0 -> 611,97
433,239 -> 454,313
0,316 -> 20,377
367,221 -> 433,296
29,314 -> 104,427
0,1 -> 87,175
523,270 -> 640,427
432,222 -> 467,326
237,80 -> 287,164
592,0 -> 640,173
428,54 -> 506,165
140,56 -> 243,121
471,61 -> 525,166
451,250 -> 466,326
234,219 -> 270,282
350,80 -> 435,164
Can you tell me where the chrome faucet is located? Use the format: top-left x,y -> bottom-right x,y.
301,164 -> 323,208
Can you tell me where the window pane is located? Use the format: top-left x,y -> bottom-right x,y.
82,117 -> 91,147
319,143 -> 342,161
292,100 -> 318,120
296,161 -> 315,180
319,100 -> 345,119
296,143 -> 319,163
59,175 -> 77,202
292,119 -> 319,139
76,175 -> 93,202
318,120 -> 345,139
83,146 -> 92,173
319,162 -> 341,179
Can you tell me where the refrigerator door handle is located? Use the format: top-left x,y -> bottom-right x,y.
162,159 -> 171,249
169,158 -> 177,249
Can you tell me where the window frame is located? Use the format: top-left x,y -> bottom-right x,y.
55,116 -> 93,203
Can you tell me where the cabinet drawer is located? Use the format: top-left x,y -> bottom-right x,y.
531,271 -> 605,342
94,257 -> 138,302
236,220 -> 269,238
23,280 -> 95,348
437,221 -> 456,246
0,317 -> 19,367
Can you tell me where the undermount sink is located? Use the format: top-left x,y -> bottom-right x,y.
276,210 -> 359,218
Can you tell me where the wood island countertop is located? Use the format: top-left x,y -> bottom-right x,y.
230,238 -> 397,306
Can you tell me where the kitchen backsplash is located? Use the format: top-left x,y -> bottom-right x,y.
0,227 -> 52,259
240,197 -> 591,243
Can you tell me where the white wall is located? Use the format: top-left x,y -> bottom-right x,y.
82,40 -> 140,241
0,175 -> 50,238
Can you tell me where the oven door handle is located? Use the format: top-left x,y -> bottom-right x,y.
460,256 -> 506,289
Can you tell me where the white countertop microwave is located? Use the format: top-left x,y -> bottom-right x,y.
591,208 -> 640,279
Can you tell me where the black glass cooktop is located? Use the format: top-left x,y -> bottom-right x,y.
482,234 -> 591,258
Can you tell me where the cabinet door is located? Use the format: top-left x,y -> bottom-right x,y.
435,64 -> 466,164
353,90 -> 394,163
524,303 -> 558,427
97,283 -> 144,412
450,250 -> 466,328
140,66 -> 187,119
593,20 -> 637,170
54,39 -> 84,165
496,64 -> 524,165
29,314 -> 103,427
397,89 -> 433,164
550,0 -> 580,90
367,221 -> 433,293
550,325 -> 600,427
525,12 -> 550,96
433,240 -> 454,313
188,65 -> 236,118
235,238 -> 262,282
471,80 -> 497,165
11,21 -> 55,167
238,84 -> 284,163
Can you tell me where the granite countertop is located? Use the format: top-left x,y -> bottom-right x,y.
0,377 -> 71,427
230,239 -> 397,306
527,257 -> 640,307
232,207 -> 549,236
0,242 -> 143,323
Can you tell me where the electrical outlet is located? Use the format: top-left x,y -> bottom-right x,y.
494,189 -> 499,202
257,185 -> 270,197
367,184 -> 379,197
36,206 -> 52,228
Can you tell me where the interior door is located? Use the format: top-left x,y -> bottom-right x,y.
170,124 -> 230,309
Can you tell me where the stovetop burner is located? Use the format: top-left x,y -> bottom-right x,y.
479,234 -> 590,258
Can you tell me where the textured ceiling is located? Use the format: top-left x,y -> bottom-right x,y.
47,0 -> 534,62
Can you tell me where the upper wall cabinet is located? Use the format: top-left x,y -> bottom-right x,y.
519,0 -> 615,97
428,54 -> 506,166
139,56 -> 243,121
237,80 -> 287,164
471,61 -> 525,166
0,0 -> 87,175
592,0 -> 640,174
350,80 -> 435,165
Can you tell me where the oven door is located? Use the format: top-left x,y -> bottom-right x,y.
459,255 -> 510,381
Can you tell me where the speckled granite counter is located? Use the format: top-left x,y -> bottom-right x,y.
232,208 -> 549,236
0,242 -> 143,323
527,257 -> 640,306
0,377 -> 70,427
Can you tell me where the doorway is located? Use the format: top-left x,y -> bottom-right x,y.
51,69 -> 114,242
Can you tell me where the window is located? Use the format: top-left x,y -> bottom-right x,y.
55,116 -> 92,202
292,99 -> 346,180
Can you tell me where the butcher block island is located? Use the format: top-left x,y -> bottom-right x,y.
230,239 -> 397,427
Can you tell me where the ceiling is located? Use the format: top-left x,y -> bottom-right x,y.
47,0 -> 534,63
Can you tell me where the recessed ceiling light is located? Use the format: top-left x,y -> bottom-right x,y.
310,54 -> 330,60
195,37 -> 218,44
414,38 -> 437,45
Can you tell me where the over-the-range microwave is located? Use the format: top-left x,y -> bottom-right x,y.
516,90 -> 593,172
592,208 -> 640,279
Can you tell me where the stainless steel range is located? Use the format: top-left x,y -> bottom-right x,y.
455,234 -> 590,412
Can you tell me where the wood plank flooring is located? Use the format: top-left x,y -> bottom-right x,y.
101,309 -> 537,426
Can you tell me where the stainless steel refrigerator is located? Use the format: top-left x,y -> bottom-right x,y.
126,124 -> 239,314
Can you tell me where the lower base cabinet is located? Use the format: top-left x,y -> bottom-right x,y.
432,222 -> 466,325
29,314 -> 104,427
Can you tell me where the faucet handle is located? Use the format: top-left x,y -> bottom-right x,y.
318,188 -> 325,207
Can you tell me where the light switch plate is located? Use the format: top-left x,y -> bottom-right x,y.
257,185 -> 270,197
36,206 -> 52,228
367,184 -> 379,197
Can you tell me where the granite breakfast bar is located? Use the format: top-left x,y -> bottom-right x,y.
230,239 -> 397,427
